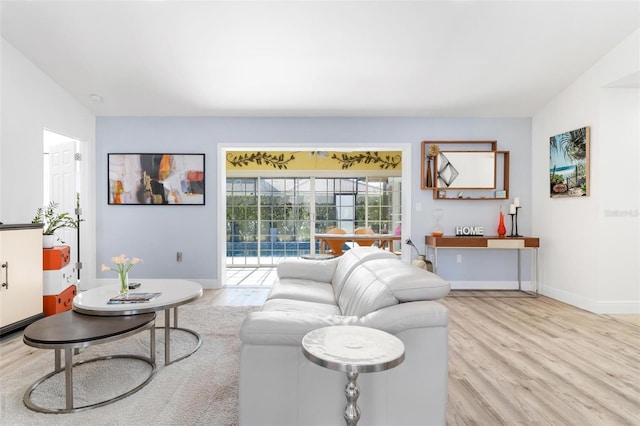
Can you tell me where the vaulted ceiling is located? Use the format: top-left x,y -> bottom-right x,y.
1,1 -> 638,117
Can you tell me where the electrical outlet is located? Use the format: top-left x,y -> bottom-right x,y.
456,254 -> 462,263
177,252 -> 183,262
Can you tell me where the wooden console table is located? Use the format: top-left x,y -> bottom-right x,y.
425,236 -> 540,294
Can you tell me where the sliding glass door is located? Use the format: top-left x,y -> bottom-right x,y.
226,176 -> 401,266
226,177 -> 311,266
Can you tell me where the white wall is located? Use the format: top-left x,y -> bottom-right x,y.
0,38 -> 97,284
96,117 -> 532,289
532,30 -> 639,313
598,89 -> 639,306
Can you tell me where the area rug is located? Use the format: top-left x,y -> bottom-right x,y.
0,305 -> 258,426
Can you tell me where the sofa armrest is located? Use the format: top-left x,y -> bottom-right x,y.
240,311 -> 358,346
358,301 -> 449,334
277,258 -> 339,281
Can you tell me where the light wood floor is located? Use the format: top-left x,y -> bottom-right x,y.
442,292 -> 639,425
1,288 -> 638,425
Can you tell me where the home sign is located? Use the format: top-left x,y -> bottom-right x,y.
455,226 -> 484,236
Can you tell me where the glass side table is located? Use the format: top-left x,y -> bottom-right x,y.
302,325 -> 405,426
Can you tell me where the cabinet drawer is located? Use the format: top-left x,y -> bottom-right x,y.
43,263 -> 77,295
43,245 -> 70,270
43,284 -> 76,316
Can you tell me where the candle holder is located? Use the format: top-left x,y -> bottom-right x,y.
509,213 -> 516,237
509,207 -> 522,237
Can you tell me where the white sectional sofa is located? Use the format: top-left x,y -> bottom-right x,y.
239,246 -> 450,426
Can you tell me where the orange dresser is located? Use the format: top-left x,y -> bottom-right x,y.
42,246 -> 76,316
43,285 -> 77,316
43,245 -> 70,270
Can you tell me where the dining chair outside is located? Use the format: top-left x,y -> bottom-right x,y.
325,227 -> 347,256
354,227 -> 376,246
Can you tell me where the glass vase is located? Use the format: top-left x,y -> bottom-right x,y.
119,272 -> 129,295
432,208 -> 444,237
497,209 -> 507,238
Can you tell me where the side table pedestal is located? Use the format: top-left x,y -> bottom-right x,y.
302,325 -> 405,426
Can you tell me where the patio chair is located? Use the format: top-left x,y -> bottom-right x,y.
325,227 -> 347,256
354,227 -> 376,246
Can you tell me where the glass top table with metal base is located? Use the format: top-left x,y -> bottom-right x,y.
302,325 -> 405,426
73,279 -> 203,366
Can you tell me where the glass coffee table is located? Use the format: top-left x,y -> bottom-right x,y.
73,279 -> 203,366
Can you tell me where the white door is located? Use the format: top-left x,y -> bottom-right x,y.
48,140 -> 78,269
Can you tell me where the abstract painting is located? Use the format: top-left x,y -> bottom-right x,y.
108,153 -> 205,205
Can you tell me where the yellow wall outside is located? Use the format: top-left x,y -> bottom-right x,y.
226,150 -> 401,171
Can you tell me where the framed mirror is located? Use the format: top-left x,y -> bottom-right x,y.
436,151 -> 496,189
421,140 -> 509,200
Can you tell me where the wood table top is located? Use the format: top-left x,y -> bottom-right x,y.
23,310 -> 155,347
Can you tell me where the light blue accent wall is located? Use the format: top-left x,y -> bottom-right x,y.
96,117 -> 531,282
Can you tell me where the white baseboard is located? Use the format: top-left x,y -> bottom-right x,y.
594,300 -> 640,314
542,285 -> 640,314
451,282 -> 639,313
188,279 -> 219,289
450,280 -> 535,292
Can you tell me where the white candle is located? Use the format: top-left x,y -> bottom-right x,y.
509,204 -> 516,214
514,197 -> 520,207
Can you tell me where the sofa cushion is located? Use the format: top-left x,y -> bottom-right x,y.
331,247 -> 399,298
359,300 -> 450,333
268,278 -> 336,305
337,256 -> 450,317
277,257 -> 339,283
368,258 -> 450,301
337,264 -> 398,317
262,298 -> 341,316
240,311 -> 358,345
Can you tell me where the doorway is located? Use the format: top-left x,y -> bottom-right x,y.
218,144 -> 413,287
43,129 -> 82,285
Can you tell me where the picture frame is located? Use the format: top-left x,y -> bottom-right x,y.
549,127 -> 590,198
108,153 -> 205,205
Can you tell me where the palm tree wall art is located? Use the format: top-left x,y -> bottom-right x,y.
549,126 -> 590,197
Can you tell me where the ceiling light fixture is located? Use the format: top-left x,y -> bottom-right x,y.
89,94 -> 103,103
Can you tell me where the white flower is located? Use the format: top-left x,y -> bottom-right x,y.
101,254 -> 143,277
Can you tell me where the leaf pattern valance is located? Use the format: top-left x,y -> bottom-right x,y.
226,150 -> 401,171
